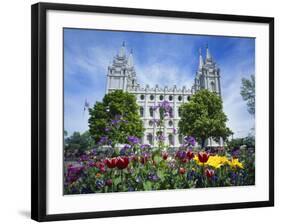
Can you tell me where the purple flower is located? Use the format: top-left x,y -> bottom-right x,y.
158,100 -> 172,114
148,173 -> 159,182
91,148 -> 97,156
156,133 -> 165,142
98,136 -> 109,145
79,154 -> 89,162
184,136 -> 196,146
115,114 -> 122,120
123,144 -> 132,150
152,119 -> 160,126
120,144 -> 132,155
231,148 -> 240,158
111,119 -> 120,126
127,136 -> 140,145
140,144 -> 151,150
66,165 -> 84,183
176,150 -> 187,160
89,161 -> 95,167
110,115 -> 124,126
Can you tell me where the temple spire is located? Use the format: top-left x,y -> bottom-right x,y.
127,49 -> 134,67
206,44 -> 212,61
198,48 -> 203,70
118,41 -> 126,57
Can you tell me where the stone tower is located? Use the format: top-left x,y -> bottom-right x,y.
106,42 -> 139,93
193,46 -> 221,95
193,45 -> 223,147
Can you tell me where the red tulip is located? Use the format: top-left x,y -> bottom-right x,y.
198,152 -> 210,163
179,167 -> 186,175
162,152 -> 168,160
105,157 -> 117,168
186,150 -> 194,160
106,179 -> 113,186
205,169 -> 215,178
131,155 -> 139,162
140,154 -> 149,164
99,165 -> 106,173
181,158 -> 188,163
116,156 -> 129,169
95,161 -> 106,171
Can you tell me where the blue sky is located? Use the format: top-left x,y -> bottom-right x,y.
64,28 -> 255,138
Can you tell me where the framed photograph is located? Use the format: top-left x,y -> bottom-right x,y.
31,2 -> 274,222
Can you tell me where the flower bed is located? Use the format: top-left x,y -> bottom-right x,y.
64,138 -> 254,194
64,100 -> 254,194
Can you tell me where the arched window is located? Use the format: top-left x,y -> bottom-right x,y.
178,107 -> 182,117
159,95 -> 164,101
149,107 -> 154,117
147,133 -> 153,145
170,108 -> 173,118
210,81 -> 216,92
179,135 -> 183,144
140,106 -> 144,117
168,120 -> 173,127
140,95 -> 145,100
150,95 -> 154,101
178,95 -> 182,101
169,95 -> 173,101
168,134 -> 174,146
149,120 -> 153,126
187,96 -> 191,101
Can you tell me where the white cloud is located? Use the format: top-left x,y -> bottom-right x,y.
136,62 -> 194,89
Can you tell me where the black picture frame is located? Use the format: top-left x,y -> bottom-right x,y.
31,2 -> 274,222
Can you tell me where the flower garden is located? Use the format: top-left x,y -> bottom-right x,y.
64,99 -> 255,194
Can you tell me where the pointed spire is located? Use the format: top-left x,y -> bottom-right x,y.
198,48 -> 203,70
118,41 -> 126,57
127,49 -> 134,67
206,44 -> 212,61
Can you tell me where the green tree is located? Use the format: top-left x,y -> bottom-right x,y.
88,90 -> 144,146
178,89 -> 232,148
64,131 -> 94,153
240,75 -> 255,116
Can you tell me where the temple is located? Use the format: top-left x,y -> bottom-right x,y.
105,42 -> 222,147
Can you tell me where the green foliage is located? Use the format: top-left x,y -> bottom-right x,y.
64,144 -> 255,194
178,89 -> 232,147
64,131 -> 94,153
227,136 -> 255,149
240,75 -> 255,116
88,90 -> 144,145
226,138 -> 244,149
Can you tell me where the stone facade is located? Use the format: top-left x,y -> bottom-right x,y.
106,42 -> 222,147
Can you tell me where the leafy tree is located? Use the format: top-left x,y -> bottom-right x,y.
178,89 -> 232,148
240,75 -> 255,116
226,138 -> 244,149
64,131 -> 94,153
88,90 -> 144,146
